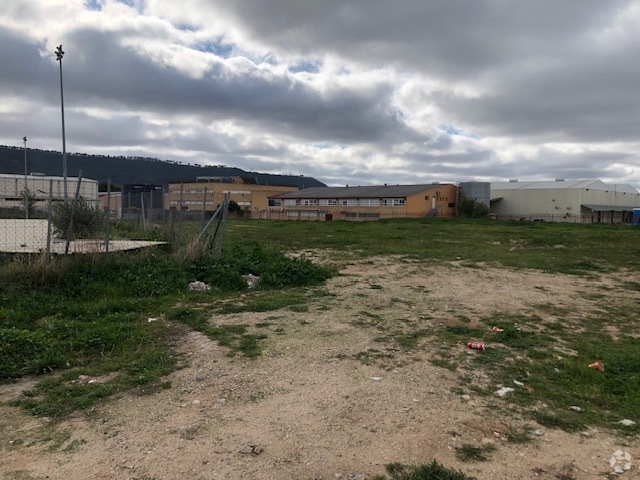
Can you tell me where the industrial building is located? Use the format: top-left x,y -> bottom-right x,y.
490,179 -> 640,223
165,177 -> 298,218
0,173 -> 98,213
267,183 -> 459,220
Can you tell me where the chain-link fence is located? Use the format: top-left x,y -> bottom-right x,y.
0,176 -> 230,256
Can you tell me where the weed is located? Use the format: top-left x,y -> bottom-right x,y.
454,443 -> 495,462
383,460 -> 477,479
506,425 -> 534,444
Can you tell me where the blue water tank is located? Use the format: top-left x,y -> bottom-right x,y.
633,209 -> 640,225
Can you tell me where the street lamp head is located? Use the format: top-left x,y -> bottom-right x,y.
23,136 -> 27,143
55,45 -> 64,61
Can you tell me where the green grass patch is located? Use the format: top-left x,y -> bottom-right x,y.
166,307 -> 263,358
431,309 -> 640,434
454,443 -> 496,462
0,245 -> 333,417
381,460 -> 477,480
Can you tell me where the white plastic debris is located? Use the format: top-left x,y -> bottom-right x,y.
188,281 -> 211,292
619,419 -> 636,426
242,274 -> 261,288
609,450 -> 633,475
513,380 -> 524,387
495,387 -> 514,397
569,406 -> 582,412
147,317 -> 157,323
369,376 -> 382,381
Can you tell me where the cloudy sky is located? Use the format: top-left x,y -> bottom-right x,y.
1,0 -> 639,186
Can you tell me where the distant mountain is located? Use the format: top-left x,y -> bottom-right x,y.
0,145 -> 326,190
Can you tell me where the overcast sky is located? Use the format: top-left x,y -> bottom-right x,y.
1,0 -> 639,186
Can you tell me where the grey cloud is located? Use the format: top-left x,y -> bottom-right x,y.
437,41 -> 640,143
57,28 -> 418,145
208,0 -> 632,76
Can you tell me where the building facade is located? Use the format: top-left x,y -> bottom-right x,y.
0,173 -> 98,213
267,183 -> 458,221
165,177 -> 298,218
490,179 -> 640,223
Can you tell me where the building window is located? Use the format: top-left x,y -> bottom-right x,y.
340,199 -> 358,206
284,199 -> 298,206
382,198 -> 405,207
319,199 -> 338,206
359,198 -> 380,206
448,202 -> 455,208
287,211 -> 299,217
223,190 -> 251,195
300,211 -> 319,217
301,199 -> 318,206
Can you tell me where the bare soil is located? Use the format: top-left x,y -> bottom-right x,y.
1,257 -> 638,480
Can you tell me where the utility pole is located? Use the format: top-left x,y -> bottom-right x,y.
55,45 -> 68,202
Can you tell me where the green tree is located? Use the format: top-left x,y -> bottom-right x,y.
227,199 -> 245,217
458,197 -> 490,218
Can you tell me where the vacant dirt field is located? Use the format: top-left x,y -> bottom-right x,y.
1,256 -> 638,480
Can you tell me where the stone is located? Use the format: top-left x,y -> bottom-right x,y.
495,387 -> 514,397
619,419 -> 636,426
240,446 -> 254,454
188,281 -> 211,292
569,406 -> 582,412
461,394 -> 471,401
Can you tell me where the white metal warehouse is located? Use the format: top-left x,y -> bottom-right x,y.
490,179 -> 640,223
0,173 -> 99,211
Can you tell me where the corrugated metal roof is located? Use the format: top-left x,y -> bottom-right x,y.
491,179 -> 611,190
272,184 -> 449,199
582,204 -> 638,212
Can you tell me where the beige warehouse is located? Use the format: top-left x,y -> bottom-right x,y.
490,179 -> 640,223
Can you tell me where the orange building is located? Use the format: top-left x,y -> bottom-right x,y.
267,183 -> 458,220
165,176 -> 298,218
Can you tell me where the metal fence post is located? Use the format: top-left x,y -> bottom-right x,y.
65,171 -> 83,255
46,179 -> 53,255
105,179 -> 111,254
200,187 -> 208,232
141,191 -> 146,232
177,182 -> 184,244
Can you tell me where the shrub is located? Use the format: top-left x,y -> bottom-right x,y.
457,198 -> 489,218
52,197 -> 104,239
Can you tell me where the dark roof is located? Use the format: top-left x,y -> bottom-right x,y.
581,204 -> 639,212
271,184 -> 450,199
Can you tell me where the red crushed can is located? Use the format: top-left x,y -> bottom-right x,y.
467,342 -> 485,350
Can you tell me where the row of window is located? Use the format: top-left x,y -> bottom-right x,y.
169,200 -> 251,206
284,198 -> 406,207
169,189 -> 251,195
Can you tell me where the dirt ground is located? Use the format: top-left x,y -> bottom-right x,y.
1,256 -> 638,480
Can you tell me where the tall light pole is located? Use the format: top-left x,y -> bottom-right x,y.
55,45 -> 68,202
23,136 -> 28,219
